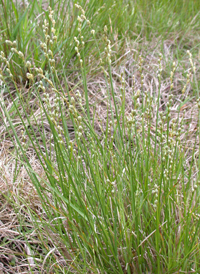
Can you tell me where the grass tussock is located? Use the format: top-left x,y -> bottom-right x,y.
0,1 -> 200,273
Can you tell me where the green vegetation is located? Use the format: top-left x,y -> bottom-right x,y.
0,0 -> 200,273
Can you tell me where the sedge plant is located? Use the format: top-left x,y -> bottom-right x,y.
0,2 -> 200,274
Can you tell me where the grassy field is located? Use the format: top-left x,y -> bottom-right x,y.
0,0 -> 200,273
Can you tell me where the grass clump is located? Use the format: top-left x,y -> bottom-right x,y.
0,1 -> 200,273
